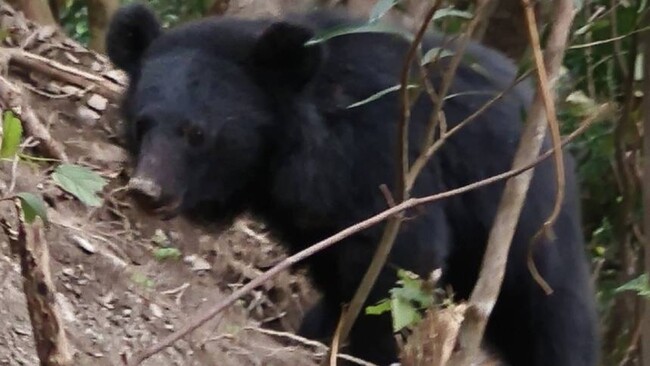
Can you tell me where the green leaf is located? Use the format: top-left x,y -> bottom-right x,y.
51,164 -> 107,207
391,296 -> 421,332
421,47 -> 455,66
432,7 -> 473,21
306,23 -> 413,46
131,272 -> 154,288
615,274 -> 650,298
393,269 -> 434,308
369,0 -> 401,23
573,23 -> 593,36
1,111 -> 23,159
16,192 -> 48,224
347,84 -> 418,109
153,247 -> 182,261
366,298 -> 392,315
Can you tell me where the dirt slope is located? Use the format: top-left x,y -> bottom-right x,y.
0,4 -> 322,365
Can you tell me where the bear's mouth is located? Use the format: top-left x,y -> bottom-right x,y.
129,189 -> 183,221
152,198 -> 183,221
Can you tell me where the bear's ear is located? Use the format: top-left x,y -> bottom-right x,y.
249,22 -> 324,91
106,3 -> 161,76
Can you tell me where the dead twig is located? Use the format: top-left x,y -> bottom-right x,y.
329,308 -> 345,366
395,0 -> 445,200
241,327 -> 376,366
522,0 -> 565,295
3,48 -> 123,101
124,101 -> 610,366
448,0 -> 577,363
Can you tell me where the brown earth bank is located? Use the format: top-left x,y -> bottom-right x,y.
0,3 -> 325,365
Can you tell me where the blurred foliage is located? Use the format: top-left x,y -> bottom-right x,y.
52,0 -> 649,364
59,0 -> 89,44
57,0 -> 215,44
562,2 -> 646,359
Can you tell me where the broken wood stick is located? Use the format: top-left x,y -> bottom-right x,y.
1,199 -> 73,366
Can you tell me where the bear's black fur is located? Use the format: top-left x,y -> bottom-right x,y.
106,3 -> 599,365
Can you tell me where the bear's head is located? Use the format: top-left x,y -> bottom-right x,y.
106,3 -> 325,222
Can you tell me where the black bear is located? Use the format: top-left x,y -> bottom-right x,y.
106,3 -> 599,365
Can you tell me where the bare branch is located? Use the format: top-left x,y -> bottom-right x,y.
335,0 -> 447,351
395,0 -> 445,201
448,0 -> 577,363
521,0 -> 565,295
4,48 -> 123,101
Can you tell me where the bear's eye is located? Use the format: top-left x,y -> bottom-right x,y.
181,124 -> 204,145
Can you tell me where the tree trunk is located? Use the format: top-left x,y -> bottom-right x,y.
85,0 -> 119,53
6,0 -> 57,26
48,0 -> 67,22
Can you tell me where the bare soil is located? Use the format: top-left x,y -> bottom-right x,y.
0,4 -> 324,366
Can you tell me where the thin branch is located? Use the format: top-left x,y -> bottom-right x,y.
337,0 -> 498,352
448,0 -> 577,362
240,327 -> 377,366
336,0 -> 446,351
418,1 -> 494,172
522,0 -> 565,295
329,309 -> 345,366
124,102 -> 610,366
609,0 -> 628,77
395,0 -> 445,201
471,0 -> 501,41
406,69 -> 534,191
582,0 -> 596,98
569,25 -> 650,49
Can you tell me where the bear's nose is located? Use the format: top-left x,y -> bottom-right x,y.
127,175 -> 162,204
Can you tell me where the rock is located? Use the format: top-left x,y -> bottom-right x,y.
184,255 -> 211,272
87,94 -> 108,111
77,105 -> 101,124
149,303 -> 164,319
71,235 -> 96,254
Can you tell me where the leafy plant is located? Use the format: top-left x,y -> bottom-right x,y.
366,269 -> 440,332
0,111 -> 48,224
0,111 -> 108,224
153,247 -> 182,261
